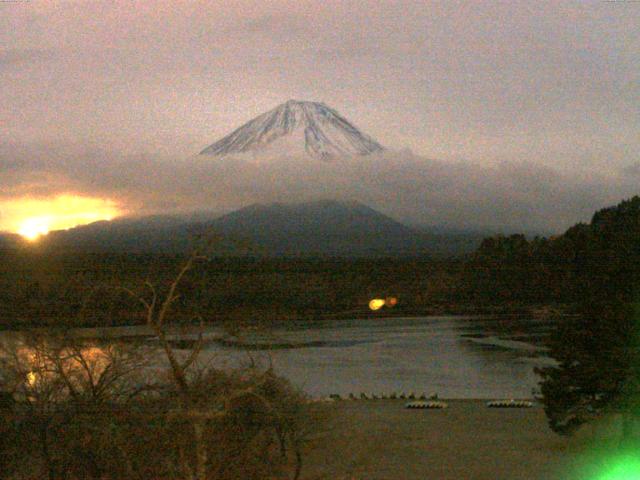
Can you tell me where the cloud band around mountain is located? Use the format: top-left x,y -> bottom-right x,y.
0,141 -> 633,234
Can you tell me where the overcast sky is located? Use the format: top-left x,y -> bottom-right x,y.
1,0 -> 639,232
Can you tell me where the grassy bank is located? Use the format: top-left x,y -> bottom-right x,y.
305,399 -> 570,480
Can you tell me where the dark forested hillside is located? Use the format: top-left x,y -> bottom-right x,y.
463,196 -> 640,309
528,200 -> 640,435
11,201 -> 483,258
4,196 -> 640,329
0,252 -> 468,329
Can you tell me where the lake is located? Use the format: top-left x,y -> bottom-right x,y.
2,315 -> 554,399
201,315 -> 554,399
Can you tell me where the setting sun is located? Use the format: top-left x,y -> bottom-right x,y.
0,195 -> 123,241
18,218 -> 51,241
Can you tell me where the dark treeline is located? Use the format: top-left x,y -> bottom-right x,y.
467,196 -> 640,308
531,197 -> 640,436
3,196 -> 640,329
450,196 -> 640,437
0,253 -> 470,329
458,195 -> 640,437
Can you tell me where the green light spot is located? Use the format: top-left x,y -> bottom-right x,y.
597,456 -> 640,480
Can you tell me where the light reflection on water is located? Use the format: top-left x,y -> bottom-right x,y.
2,316 -> 553,399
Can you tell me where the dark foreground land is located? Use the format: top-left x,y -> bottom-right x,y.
306,400 -> 571,480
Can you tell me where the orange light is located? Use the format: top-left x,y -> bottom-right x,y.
18,219 -> 51,241
0,194 -> 122,240
26,371 -> 37,386
385,297 -> 398,307
369,299 -> 385,311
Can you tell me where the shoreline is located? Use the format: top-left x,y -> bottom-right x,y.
0,303 -> 573,332
0,309 -> 560,333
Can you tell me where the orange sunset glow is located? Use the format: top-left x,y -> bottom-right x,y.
0,195 -> 122,241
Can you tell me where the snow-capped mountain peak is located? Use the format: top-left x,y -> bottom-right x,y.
200,100 -> 384,159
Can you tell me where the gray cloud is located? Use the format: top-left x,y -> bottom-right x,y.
1,1 -> 638,232
1,140 -> 635,233
2,1 -> 638,164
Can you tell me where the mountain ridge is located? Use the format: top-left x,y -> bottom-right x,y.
10,201 -> 483,257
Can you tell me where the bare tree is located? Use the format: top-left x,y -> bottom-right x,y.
0,332 -> 150,479
123,251 -> 325,480
0,250 -> 329,480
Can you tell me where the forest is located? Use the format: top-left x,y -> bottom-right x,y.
2,196 -> 640,329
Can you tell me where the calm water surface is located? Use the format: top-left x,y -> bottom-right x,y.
203,316 -> 553,399
4,316 -> 553,399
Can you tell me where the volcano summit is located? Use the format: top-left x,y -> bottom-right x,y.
200,100 -> 384,159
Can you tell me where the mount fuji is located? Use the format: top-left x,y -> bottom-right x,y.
200,100 -> 384,159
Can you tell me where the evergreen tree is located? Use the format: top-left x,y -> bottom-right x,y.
536,196 -> 640,435
536,301 -> 640,435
